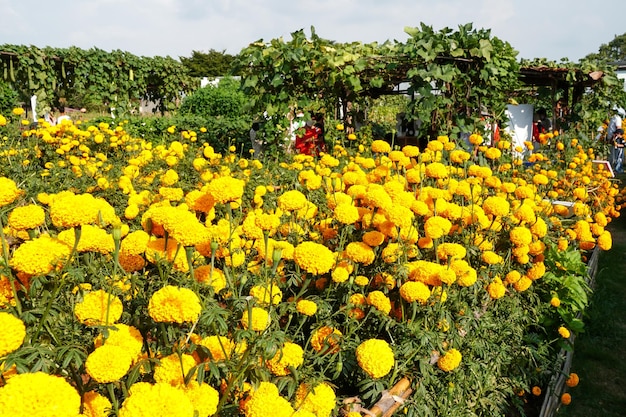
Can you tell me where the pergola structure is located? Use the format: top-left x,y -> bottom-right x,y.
517,65 -> 604,129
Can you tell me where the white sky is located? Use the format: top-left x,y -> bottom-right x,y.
0,0 -> 622,62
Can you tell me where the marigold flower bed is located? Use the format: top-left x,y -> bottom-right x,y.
0,113 -> 624,416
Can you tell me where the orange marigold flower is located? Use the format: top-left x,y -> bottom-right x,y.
566,372 -> 579,388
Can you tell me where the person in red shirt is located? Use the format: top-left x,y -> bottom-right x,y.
295,114 -> 326,156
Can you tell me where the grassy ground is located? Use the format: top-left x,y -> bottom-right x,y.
556,175 -> 626,417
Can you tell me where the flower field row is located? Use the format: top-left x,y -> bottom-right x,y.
0,109 -> 623,417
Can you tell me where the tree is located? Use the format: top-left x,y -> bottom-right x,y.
179,49 -> 237,78
585,33 -> 626,63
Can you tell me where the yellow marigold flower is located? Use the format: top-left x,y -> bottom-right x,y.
487,277 -> 506,299
120,230 -> 150,256
482,196 -> 510,217
7,204 -> 45,230
371,139 -> 391,153
381,242 -> 401,263
160,169 -> 179,186
242,381 -> 295,417
82,390 -> 112,417
49,192 -> 117,227
504,270 -> 521,285
75,289 -> 123,326
527,262 -> 546,280
532,173 -> 549,185
118,382 -> 195,417
241,307 -> 270,331
366,290 -> 391,314
356,339 -> 394,378
148,285 -> 201,324
345,241 -> 375,265
0,177 -> 22,207
399,281 -> 431,304
181,381 -> 219,417
58,225 -> 115,254
95,323 -> 143,362
334,202 -> 360,224
9,235 -> 71,276
484,147 -> 502,160
277,189 -> 308,211
296,299 -> 318,316
513,275 -> 533,291
266,341 -> 304,376
436,243 -> 466,261
450,149 -> 471,164
597,231 -> 612,251
451,259 -> 477,287
424,216 -> 452,240
0,312 -> 25,357
566,372 -> 579,387
294,241 -> 335,275
154,353 -> 197,386
249,284 -> 282,306
294,382 -> 336,417
435,348 -> 463,373
351,275 -> 367,286
310,326 -> 342,354
385,204 -> 414,228
510,226 -> 533,246
0,372 -> 81,416
482,251 -> 504,265
558,326 -> 571,339
125,203 -> 140,220
205,176 -> 245,204
550,296 -> 561,307
86,344 -> 133,383
199,335 -> 237,362
469,133 -> 483,145
424,162 -> 449,179
158,186 -> 184,202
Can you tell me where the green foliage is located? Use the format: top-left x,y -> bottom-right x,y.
584,33 -> 626,63
179,49 -> 238,78
0,78 -> 19,114
401,23 -> 521,139
180,78 -> 247,118
0,45 -> 199,117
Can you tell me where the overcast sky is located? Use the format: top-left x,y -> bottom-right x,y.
1,0 -> 623,62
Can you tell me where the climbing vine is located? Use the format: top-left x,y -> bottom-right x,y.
0,45 -> 198,117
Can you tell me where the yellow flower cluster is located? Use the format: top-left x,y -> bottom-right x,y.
355,339 -> 394,378
7,204 -> 45,230
294,241 -> 335,275
266,341 -> 304,376
118,382 -> 196,417
148,285 -> 202,324
0,372 -> 81,417
9,235 -> 71,276
241,307 -> 270,331
0,312 -> 26,357
74,289 -> 123,326
437,348 -> 462,372
294,382 -> 337,417
0,177 -> 22,207
86,344 -> 133,383
242,381 -> 296,417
